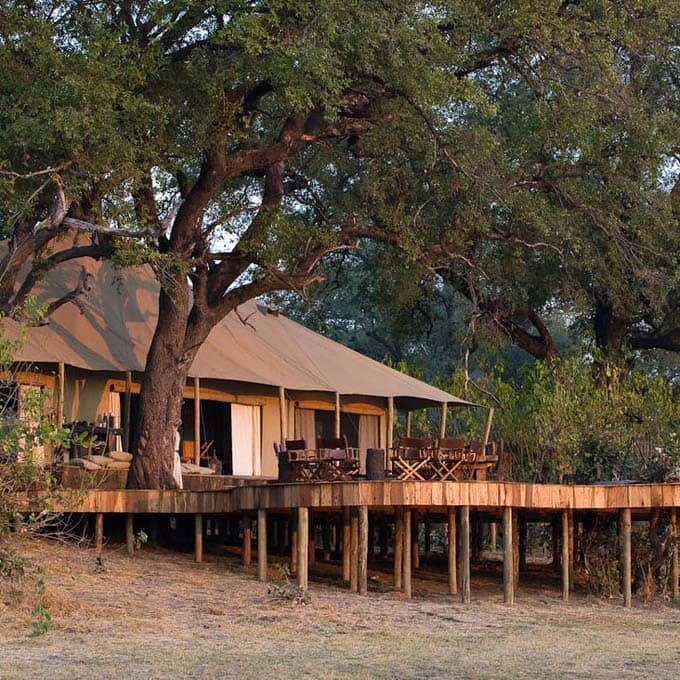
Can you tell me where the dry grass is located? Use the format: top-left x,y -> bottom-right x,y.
2,537 -> 680,679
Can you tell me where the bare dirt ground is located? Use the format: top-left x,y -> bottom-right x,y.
1,537 -> 680,680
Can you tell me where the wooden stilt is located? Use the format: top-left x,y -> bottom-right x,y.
358,505 -> 368,595
440,402 -> 448,438
512,509 -> 520,587
405,411 -> 412,437
331,521 -> 338,558
350,508 -> 359,593
125,513 -> 134,556
672,509 -> 679,601
297,507 -> 309,591
568,509 -> 575,590
562,509 -> 570,602
503,506 -> 514,605
243,513 -> 252,567
194,514 -> 203,563
448,507 -> 457,595
290,517 -> 298,574
620,508 -> 632,608
258,509 -> 267,582
342,508 -> 351,581
394,508 -> 403,590
95,513 -> 104,559
460,506 -> 471,604
490,522 -> 497,552
403,508 -> 412,598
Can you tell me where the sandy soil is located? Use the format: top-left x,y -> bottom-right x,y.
1,537 -> 680,680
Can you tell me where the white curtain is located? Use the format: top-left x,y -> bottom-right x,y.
294,408 -> 316,448
358,414 -> 380,474
231,404 -> 262,476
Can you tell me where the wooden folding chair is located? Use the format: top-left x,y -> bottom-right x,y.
391,436 -> 434,480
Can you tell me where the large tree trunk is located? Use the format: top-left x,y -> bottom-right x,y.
128,280 -> 202,489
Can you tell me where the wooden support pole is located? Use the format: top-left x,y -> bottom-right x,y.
342,508 -> 351,581
672,509 -> 679,601
503,506 -> 514,605
439,402 -> 448,438
358,505 -> 369,595
334,392 -> 341,438
125,513 -> 134,556
350,508 -> 359,593
386,396 -> 394,471
448,507 -> 457,595
258,509 -> 267,582
297,507 -> 309,591
481,407 -> 495,449
405,411 -> 412,437
290,518 -> 298,574
278,386 -> 288,444
460,506 -> 471,604
242,513 -> 252,567
403,508 -> 412,598
394,508 -> 403,590
512,509 -> 520,587
94,513 -> 104,559
562,509 -> 570,601
56,361 -> 65,428
490,522 -> 497,552
620,508 -> 632,608
194,514 -> 203,563
193,376 -> 201,465
123,371 -> 132,451
568,510 -> 575,590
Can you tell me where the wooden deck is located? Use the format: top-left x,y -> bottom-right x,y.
55,479 -> 680,514
42,479 -> 680,608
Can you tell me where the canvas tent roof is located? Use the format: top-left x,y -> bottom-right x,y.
6,242 -> 474,409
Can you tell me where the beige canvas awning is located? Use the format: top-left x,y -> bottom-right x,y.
4,239 -> 475,409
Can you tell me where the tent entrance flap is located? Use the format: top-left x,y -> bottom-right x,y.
231,403 -> 262,476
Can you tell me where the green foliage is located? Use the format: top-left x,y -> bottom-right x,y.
134,530 -> 148,551
442,358 -> 679,483
30,576 -> 51,636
